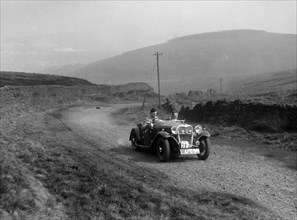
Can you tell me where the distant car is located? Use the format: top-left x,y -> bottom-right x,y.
129,119 -> 211,162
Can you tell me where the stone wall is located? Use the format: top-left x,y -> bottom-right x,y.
179,100 -> 297,132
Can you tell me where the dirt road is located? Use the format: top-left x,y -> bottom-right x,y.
56,104 -> 297,220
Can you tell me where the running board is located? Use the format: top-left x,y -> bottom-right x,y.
136,144 -> 149,148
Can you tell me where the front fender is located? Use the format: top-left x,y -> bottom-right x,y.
197,130 -> 211,140
156,131 -> 171,139
150,131 -> 179,149
129,128 -> 140,141
150,131 -> 170,148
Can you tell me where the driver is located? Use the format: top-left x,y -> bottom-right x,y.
142,108 -> 160,130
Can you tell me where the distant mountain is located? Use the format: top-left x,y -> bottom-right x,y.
70,30 -> 296,94
0,33 -> 111,73
225,69 -> 297,94
43,63 -> 86,76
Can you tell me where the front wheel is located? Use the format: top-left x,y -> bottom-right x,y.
131,131 -> 140,151
197,138 -> 210,160
156,137 -> 170,162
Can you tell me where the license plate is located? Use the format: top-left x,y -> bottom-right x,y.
180,148 -> 200,155
181,141 -> 189,148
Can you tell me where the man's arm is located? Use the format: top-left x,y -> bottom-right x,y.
142,117 -> 153,129
144,117 -> 152,124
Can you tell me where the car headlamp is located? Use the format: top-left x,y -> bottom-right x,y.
195,125 -> 203,134
171,126 -> 178,134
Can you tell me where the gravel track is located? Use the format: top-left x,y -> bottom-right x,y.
56,104 -> 297,220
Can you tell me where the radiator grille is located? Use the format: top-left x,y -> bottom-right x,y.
179,134 -> 192,144
177,125 -> 193,134
177,125 -> 193,145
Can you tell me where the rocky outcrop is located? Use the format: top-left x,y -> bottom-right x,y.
205,89 -> 217,96
113,82 -> 155,97
188,90 -> 203,97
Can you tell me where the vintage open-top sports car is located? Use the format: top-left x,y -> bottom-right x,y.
129,119 -> 211,162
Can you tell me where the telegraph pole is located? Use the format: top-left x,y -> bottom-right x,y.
153,52 -> 163,109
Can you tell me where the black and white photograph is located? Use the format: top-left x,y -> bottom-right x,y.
0,1 -> 296,219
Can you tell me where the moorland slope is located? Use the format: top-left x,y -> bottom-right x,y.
69,30 -> 296,94
0,71 -> 97,87
226,69 -> 297,94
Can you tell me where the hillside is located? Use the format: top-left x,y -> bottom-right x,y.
225,69 -> 297,94
69,30 -> 296,94
0,71 -> 97,87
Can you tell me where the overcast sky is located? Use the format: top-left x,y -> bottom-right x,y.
1,1 -> 296,54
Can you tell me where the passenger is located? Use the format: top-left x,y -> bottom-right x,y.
171,112 -> 179,120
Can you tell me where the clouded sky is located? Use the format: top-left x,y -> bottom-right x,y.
0,0 -> 296,72
0,1 -> 296,72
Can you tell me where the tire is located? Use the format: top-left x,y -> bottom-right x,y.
197,137 -> 210,160
131,131 -> 140,151
156,137 -> 170,162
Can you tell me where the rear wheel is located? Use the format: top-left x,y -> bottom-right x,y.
197,138 -> 210,160
156,137 -> 170,162
131,131 -> 140,151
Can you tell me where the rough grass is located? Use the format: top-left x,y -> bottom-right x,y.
0,109 -> 278,219
0,147 -> 36,217
0,137 -> 66,219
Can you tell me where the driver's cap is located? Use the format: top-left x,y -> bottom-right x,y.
150,108 -> 157,113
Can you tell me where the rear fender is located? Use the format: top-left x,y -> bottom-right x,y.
129,128 -> 140,141
197,130 -> 211,140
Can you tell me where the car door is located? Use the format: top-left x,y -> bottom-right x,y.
143,126 -> 156,146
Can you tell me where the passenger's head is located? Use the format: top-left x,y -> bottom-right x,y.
172,112 -> 178,120
150,108 -> 157,118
